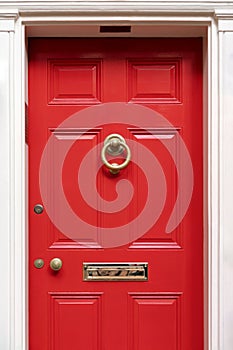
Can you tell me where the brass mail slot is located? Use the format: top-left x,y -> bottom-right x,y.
83,263 -> 148,281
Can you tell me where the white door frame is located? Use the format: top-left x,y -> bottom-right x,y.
1,3 -> 232,350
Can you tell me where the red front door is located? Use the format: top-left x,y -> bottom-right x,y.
29,38 -> 203,350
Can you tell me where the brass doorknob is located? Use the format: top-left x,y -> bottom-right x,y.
50,258 -> 63,271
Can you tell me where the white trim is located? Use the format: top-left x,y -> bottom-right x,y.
12,21 -> 26,350
0,19 -> 16,31
218,29 -> 233,349
0,9 -> 19,17
1,4 -> 231,350
0,30 -> 11,350
218,29 -> 224,350
214,9 -> 233,30
217,19 -> 233,31
207,20 -> 221,350
0,9 -> 18,31
0,1 -> 231,13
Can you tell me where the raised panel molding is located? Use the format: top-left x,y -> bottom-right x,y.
49,292 -> 103,350
128,128 -> 182,249
128,292 -> 182,350
48,128 -> 102,249
128,59 -> 181,104
48,59 -> 102,104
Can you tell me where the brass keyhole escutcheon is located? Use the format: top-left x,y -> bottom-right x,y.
50,258 -> 63,271
34,258 -> 44,269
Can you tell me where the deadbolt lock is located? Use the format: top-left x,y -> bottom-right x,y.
34,258 -> 44,269
34,204 -> 44,214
